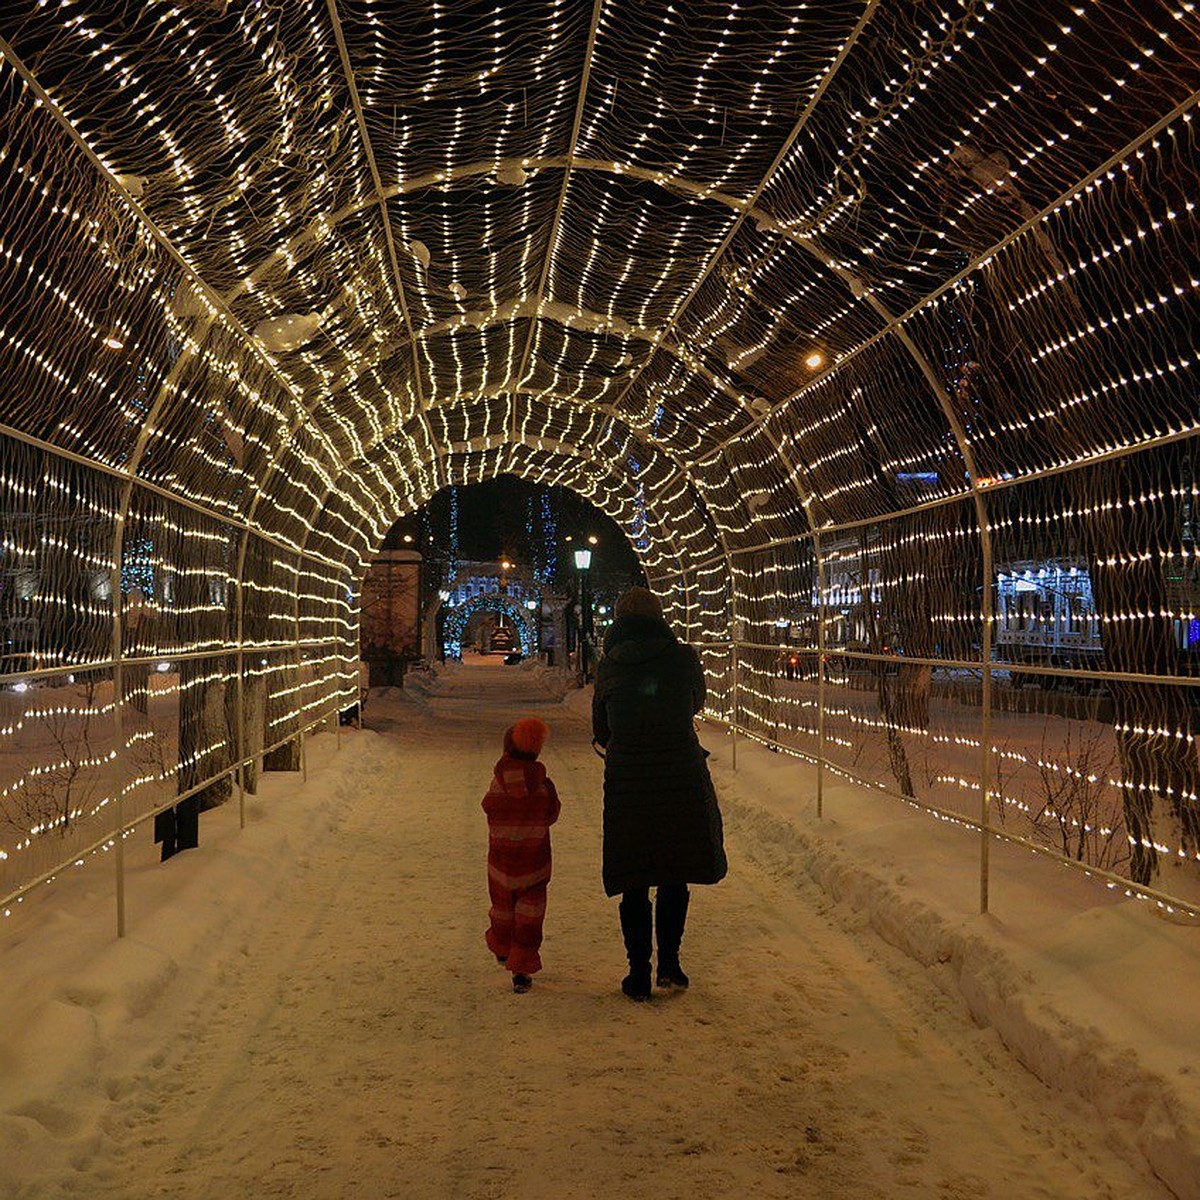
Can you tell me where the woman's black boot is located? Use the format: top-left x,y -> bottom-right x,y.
619,891 -> 653,1001
655,884 -> 690,988
621,968 -> 653,1001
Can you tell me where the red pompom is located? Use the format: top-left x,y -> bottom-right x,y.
509,718 -> 549,756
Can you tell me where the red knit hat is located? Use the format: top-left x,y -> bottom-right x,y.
508,717 -> 549,756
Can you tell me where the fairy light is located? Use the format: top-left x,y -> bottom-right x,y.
2,1 -> 1199,917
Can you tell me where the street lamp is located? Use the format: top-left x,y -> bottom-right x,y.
525,597 -> 540,656
574,546 -> 593,682
437,590 -> 451,662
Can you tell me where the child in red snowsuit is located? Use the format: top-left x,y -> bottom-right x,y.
483,718 -> 561,993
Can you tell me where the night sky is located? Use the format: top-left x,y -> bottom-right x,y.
385,476 -> 644,594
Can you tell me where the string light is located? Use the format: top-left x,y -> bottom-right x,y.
1,1 -> 1198,919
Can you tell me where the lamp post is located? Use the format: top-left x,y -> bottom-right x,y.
525,597 -> 539,656
574,546 -> 592,682
437,589 -> 451,662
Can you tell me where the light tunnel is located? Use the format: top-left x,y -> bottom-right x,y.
2,0 -> 1199,919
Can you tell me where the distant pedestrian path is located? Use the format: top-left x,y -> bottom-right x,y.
401,652 -> 571,711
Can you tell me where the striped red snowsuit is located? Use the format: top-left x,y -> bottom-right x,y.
483,752 -> 561,976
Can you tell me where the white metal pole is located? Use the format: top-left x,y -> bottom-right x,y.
977,494 -> 996,913
109,561 -> 126,936
815,531 -> 827,820
731,648 -> 739,772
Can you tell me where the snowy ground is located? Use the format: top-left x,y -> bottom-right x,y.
1,657 -> 1197,1199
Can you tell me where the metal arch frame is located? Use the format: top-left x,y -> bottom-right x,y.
511,0 -> 608,438
296,422 -> 726,651
307,380 -> 768,503
292,430 -> 723,735
7,11 -> 1195,928
307,426 -> 715,585
0,32 -> 348,935
295,387 -> 739,614
320,301 -> 765,418
219,161 -> 956,551
217,155 -> 886,452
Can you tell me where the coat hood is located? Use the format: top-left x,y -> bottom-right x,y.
603,614 -> 676,664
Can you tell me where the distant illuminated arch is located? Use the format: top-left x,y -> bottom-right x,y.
443,594 -> 535,659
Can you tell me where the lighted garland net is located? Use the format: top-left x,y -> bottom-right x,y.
1,0 -> 1199,919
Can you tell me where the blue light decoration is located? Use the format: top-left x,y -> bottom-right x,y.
524,487 -> 556,584
633,485 -> 649,551
448,484 -> 459,583
121,537 -> 155,597
896,472 -> 939,485
627,456 -> 649,551
526,495 -> 541,581
442,595 -> 536,659
540,491 -> 556,582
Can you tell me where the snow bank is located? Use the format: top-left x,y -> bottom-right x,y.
0,732 -> 353,1197
709,732 -> 1200,1200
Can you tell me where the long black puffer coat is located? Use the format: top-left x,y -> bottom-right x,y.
592,614 -> 727,897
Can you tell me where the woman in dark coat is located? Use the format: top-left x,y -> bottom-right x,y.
592,587 -> 727,1000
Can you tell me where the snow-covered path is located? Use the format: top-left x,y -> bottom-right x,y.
1,661 -> 1177,1199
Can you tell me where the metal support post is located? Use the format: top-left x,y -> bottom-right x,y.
816,531 -> 827,820
976,494 -> 996,913
109,529 -> 128,938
